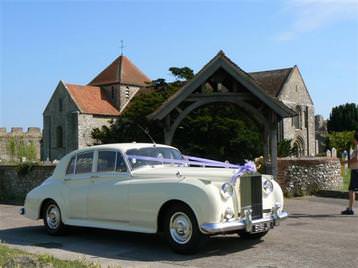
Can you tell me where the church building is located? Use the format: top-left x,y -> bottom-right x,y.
250,66 -> 315,156
42,55 -> 150,160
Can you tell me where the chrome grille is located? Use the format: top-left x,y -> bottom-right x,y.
240,174 -> 263,220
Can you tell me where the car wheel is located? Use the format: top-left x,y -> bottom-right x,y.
238,230 -> 268,240
164,204 -> 204,254
43,200 -> 65,235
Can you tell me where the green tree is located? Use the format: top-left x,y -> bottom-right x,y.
327,103 -> 358,132
6,137 -> 17,161
169,67 -> 194,81
172,104 -> 263,163
277,139 -> 295,157
6,137 -> 37,162
326,131 -> 355,156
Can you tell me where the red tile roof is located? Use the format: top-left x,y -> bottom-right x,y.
65,83 -> 120,116
89,55 -> 151,87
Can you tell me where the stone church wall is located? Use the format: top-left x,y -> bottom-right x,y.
0,127 -> 42,162
279,68 -> 315,156
77,114 -> 115,148
101,84 -> 140,112
42,83 -> 79,161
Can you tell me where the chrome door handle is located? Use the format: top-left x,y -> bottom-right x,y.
64,178 -> 72,181
90,175 -> 99,179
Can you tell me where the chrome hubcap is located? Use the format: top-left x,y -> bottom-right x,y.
46,204 -> 60,230
169,212 -> 192,244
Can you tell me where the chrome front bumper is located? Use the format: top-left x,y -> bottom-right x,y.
200,208 -> 288,235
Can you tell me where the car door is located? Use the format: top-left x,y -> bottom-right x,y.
63,151 -> 94,219
87,150 -> 130,226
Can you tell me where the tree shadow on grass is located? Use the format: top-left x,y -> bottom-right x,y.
0,225 -> 263,263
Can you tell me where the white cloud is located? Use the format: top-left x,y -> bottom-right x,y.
275,0 -> 358,41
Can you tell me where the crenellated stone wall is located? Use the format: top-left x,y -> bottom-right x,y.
0,127 -> 42,162
277,157 -> 342,196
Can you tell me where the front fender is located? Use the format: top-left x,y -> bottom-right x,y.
272,179 -> 284,210
167,177 -> 230,227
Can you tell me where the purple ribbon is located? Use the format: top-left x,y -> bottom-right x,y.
230,161 -> 257,185
126,154 -> 256,185
127,155 -> 239,168
183,155 -> 229,166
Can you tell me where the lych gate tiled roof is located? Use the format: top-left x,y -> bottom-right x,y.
89,55 -> 151,87
65,83 -> 120,116
249,67 -> 293,97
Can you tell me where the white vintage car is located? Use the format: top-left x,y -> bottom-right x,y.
22,143 -> 287,253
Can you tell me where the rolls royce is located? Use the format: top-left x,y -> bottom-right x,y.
21,143 -> 288,253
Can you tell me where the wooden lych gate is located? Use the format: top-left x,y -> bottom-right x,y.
148,51 -> 295,177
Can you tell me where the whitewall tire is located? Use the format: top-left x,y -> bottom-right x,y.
164,203 -> 204,254
43,200 -> 65,235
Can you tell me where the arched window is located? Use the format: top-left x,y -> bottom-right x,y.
56,126 -> 63,148
293,136 -> 305,157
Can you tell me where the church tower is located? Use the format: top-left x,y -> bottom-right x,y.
88,55 -> 150,112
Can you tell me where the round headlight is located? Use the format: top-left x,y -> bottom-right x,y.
221,182 -> 234,199
263,179 -> 274,194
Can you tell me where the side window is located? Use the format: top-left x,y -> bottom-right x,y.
66,156 -> 76,175
97,151 -> 116,172
116,153 -> 127,172
75,152 -> 94,174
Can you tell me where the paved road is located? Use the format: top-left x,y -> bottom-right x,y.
0,196 -> 357,268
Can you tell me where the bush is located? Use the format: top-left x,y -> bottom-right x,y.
278,139 -> 295,157
15,162 -> 35,176
6,137 -> 37,162
326,131 -> 355,156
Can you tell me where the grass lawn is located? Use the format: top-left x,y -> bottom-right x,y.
0,244 -> 100,268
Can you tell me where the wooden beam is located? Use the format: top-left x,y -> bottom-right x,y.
186,92 -> 252,102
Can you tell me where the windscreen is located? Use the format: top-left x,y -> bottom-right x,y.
126,147 -> 183,170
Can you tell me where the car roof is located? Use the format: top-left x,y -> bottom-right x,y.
72,143 -> 178,154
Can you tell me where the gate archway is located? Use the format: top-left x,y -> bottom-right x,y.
148,51 -> 295,177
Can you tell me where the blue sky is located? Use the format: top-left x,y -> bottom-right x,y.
1,0 -> 358,130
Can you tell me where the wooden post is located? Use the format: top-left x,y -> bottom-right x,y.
263,126 -> 270,174
164,115 -> 173,145
270,113 -> 278,178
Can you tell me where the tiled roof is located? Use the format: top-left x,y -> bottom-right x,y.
65,83 -> 120,116
249,68 -> 293,97
89,55 -> 151,87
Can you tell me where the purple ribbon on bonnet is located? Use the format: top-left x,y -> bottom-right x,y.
126,154 -> 256,185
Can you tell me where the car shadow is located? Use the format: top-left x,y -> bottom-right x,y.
289,213 -> 356,219
0,225 -> 263,262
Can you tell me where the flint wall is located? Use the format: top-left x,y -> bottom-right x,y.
0,164 -> 55,203
277,157 -> 342,196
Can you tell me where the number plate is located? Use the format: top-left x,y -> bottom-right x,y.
251,222 -> 272,233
